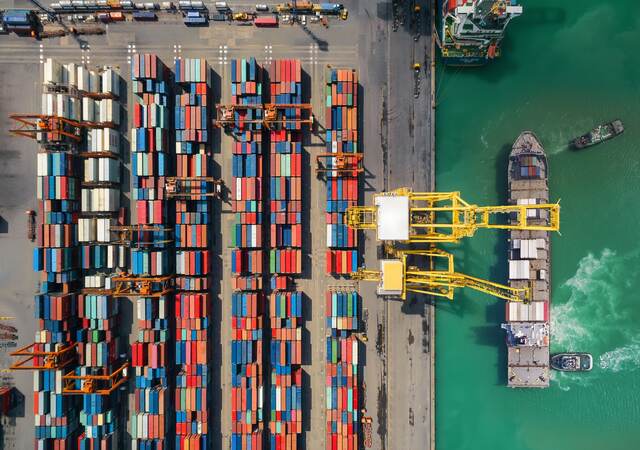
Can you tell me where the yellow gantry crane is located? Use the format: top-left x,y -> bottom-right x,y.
351,246 -> 530,302
346,188 -> 560,244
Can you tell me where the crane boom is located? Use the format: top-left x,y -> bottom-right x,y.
346,188 -> 560,243
350,247 -> 529,302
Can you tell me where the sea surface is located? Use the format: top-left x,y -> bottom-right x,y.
435,1 -> 640,449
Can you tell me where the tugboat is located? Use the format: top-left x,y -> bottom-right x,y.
550,353 -> 593,372
571,120 -> 624,149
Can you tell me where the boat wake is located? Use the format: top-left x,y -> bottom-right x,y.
551,248 -> 640,389
599,341 -> 640,372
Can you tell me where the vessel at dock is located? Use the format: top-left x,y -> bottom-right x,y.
571,119 -> 624,149
440,0 -> 523,66
502,131 -> 551,388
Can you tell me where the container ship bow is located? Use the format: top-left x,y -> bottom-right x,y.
502,132 -> 551,388
440,0 -> 523,66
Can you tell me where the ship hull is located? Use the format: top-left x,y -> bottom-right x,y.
440,55 -> 489,67
504,131 -> 551,388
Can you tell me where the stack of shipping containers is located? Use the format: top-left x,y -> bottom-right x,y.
324,68 -> 359,275
33,57 -> 81,450
130,53 -> 173,449
230,57 -> 265,450
267,59 -> 305,450
324,68 -> 361,450
173,57 -> 211,450
76,64 -> 125,450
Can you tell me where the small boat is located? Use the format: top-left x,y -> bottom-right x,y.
550,353 -> 593,372
571,120 -> 624,149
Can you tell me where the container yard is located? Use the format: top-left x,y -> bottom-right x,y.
0,2 -> 436,450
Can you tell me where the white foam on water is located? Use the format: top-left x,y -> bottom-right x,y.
599,341 -> 640,372
551,248 -> 640,389
550,370 -> 592,392
551,248 -> 620,350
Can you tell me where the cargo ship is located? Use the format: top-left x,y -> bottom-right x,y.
439,0 -> 523,66
501,131 -> 551,388
571,119 -> 624,149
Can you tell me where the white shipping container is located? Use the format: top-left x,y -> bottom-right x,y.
119,245 -> 127,268
101,69 -> 120,96
100,158 -> 120,183
84,159 -> 97,182
539,269 -> 547,281
65,63 -> 79,88
43,58 -> 62,85
89,70 -> 101,93
107,245 -> 116,268
102,128 -> 120,154
130,127 -> 137,152
37,153 -> 47,176
81,189 -> 91,212
534,302 -> 545,321
77,66 -> 90,92
97,218 -> 111,242
95,129 -> 103,152
326,224 -> 332,247
71,97 -> 80,121
42,93 -> 53,115
90,188 -> 119,212
56,94 -> 67,118
83,97 -> 96,122
250,225 -> 257,246
99,99 -> 120,125
508,259 -> 530,280
352,338 -> 358,364
235,177 -> 242,200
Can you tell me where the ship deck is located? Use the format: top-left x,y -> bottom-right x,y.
505,134 -> 551,388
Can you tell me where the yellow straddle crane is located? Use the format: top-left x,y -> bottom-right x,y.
214,103 -> 313,129
351,246 -> 530,302
346,188 -> 560,243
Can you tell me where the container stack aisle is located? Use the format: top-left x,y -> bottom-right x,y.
32,58 -> 82,450
74,64 -> 127,450
324,69 -> 359,275
268,59 -> 303,276
229,57 -> 266,450
173,57 -> 212,450
266,59 -> 306,450
129,53 -> 173,449
325,289 -> 360,450
268,291 -> 302,450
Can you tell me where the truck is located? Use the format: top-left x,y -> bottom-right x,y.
26,210 -> 36,242
184,10 -> 208,25
2,9 -> 39,36
254,15 -> 278,27
232,12 -> 256,21
132,10 -> 157,20
210,13 -> 227,21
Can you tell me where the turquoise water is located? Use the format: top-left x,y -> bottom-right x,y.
435,1 -> 640,449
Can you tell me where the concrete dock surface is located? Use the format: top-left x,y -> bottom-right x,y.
0,1 -> 435,449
